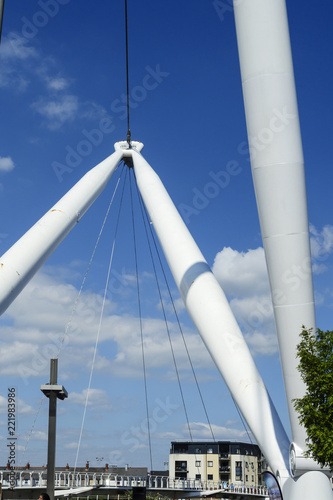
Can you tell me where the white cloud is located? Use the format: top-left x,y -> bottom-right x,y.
0,395 -> 35,415
31,95 -> 79,129
210,230 -> 333,356
0,340 -> 40,376
310,224 -> 333,263
185,421 -> 251,441
69,388 -> 112,409
244,330 -> 278,356
212,246 -> 277,356
0,267 -> 214,384
229,295 -> 273,328
30,95 -> 109,130
80,101 -> 108,120
31,430 -> 48,441
0,156 -> 15,172
229,295 -> 278,356
212,247 -> 269,297
0,63 -> 30,91
0,34 -> 38,61
46,76 -> 70,91
0,34 -> 38,90
64,441 -> 87,449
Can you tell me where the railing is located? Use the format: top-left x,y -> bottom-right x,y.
0,470 -> 268,496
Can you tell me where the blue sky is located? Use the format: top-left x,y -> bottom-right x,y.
0,0 -> 333,472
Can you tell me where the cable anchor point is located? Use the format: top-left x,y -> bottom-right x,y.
127,129 -> 131,147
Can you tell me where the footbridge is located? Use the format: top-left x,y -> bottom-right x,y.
1,470 -> 268,499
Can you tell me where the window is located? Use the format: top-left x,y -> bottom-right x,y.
245,475 -> 248,482
195,474 -> 201,480
207,461 -> 213,467
195,448 -> 201,453
207,448 -> 213,454
252,475 -> 254,482
195,461 -> 201,467
175,461 -> 187,471
235,461 -> 242,481
208,474 -> 213,480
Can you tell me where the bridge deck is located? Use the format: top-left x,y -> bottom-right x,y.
1,471 -> 268,499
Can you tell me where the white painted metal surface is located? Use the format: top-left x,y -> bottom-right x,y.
131,146 -> 290,478
0,150 -> 123,316
233,0 -> 313,450
233,0 -> 332,497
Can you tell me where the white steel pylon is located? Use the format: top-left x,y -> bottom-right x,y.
233,0 -> 332,497
0,139 -> 332,499
0,1 -> 331,496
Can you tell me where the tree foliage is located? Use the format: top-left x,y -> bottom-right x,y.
293,326 -> 333,469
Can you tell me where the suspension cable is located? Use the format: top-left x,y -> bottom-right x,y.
19,165 -> 125,467
231,395 -> 254,444
129,171 -> 153,471
132,172 -> 194,442
124,0 -> 131,145
57,164 -> 126,358
18,396 -> 45,467
135,179 -> 253,445
139,186 -> 252,444
0,0 -> 5,45
74,164 -> 129,473
133,173 -> 216,442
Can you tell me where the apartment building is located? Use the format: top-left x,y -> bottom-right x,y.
169,441 -> 266,488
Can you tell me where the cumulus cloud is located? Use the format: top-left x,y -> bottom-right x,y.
0,395 -> 35,415
212,247 -> 269,297
80,101 -> 109,121
211,246 -> 277,356
211,226 -> 333,355
46,76 -> 70,91
310,224 -> 333,272
244,331 -> 278,356
30,95 -> 110,130
0,266 -> 213,383
0,34 -> 38,90
185,421 -> 251,441
64,441 -> 88,450
31,95 -> 79,129
30,430 -> 48,441
69,388 -> 112,409
0,156 -> 15,172
1,33 -> 107,132
0,33 -> 38,61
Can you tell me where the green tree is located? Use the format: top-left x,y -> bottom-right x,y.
293,326 -> 333,469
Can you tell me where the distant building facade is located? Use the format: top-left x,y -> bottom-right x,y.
0,462 -> 148,488
169,441 -> 266,488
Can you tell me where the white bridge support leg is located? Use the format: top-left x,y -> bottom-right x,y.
0,150 -> 123,316
131,147 -> 290,479
232,0 -> 332,497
